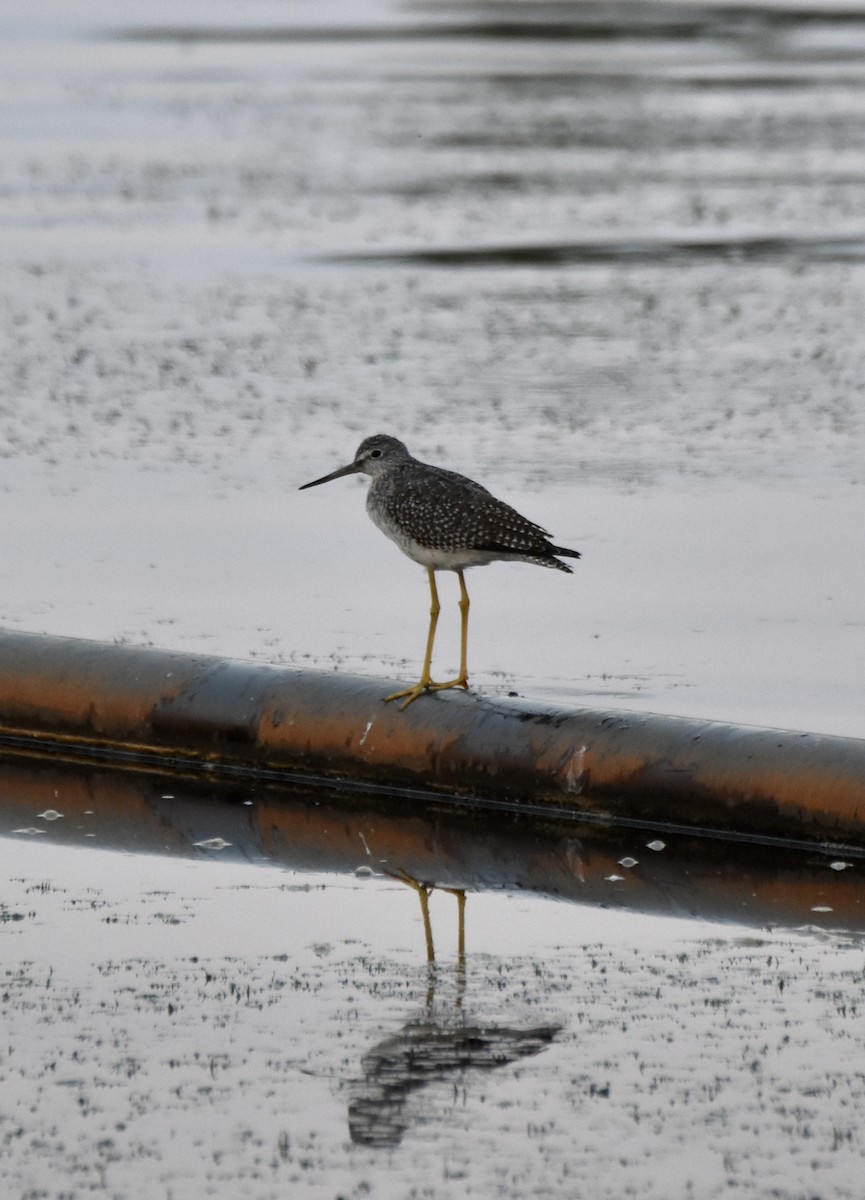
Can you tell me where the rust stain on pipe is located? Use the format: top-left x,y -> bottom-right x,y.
0,628 -> 863,847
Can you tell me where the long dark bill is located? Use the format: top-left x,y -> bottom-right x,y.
298,461 -> 360,490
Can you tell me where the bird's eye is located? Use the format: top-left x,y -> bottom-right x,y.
369,449 -> 382,459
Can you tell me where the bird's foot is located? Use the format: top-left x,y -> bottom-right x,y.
385,675 -> 469,710
427,676 -> 469,694
390,867 -> 432,895
384,681 -> 431,710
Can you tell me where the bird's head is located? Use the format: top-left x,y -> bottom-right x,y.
299,434 -> 410,489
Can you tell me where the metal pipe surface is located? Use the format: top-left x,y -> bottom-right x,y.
0,628 -> 863,847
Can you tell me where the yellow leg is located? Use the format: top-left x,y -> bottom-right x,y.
458,571 -> 469,687
427,569 -> 470,693
392,869 -> 435,962
443,888 -> 467,962
385,568 -> 470,710
385,567 -> 441,710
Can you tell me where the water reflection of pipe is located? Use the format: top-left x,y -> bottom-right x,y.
0,760 -> 862,934
0,629 -> 865,849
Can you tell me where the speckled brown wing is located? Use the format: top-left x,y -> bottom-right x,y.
383,463 -> 575,566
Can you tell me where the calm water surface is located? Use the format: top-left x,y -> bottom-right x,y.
2,1 -> 865,1196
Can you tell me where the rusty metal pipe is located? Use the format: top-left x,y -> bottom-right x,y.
0,628 -> 863,847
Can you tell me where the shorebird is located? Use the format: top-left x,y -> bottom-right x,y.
299,434 -> 580,708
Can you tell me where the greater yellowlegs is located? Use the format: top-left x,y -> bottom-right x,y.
299,434 -> 580,708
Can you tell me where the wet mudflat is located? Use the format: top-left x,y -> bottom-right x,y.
3,781 -> 865,1200
6,876 -> 865,1200
2,0 -> 865,1195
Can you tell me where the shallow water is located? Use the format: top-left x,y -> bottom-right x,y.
2,0 -> 865,1195
3,772 -> 865,1199
2,763 -> 865,1198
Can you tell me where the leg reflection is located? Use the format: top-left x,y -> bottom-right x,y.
393,869 -> 436,963
393,871 -> 467,964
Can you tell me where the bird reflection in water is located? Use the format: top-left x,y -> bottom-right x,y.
347,961 -> 561,1148
345,854 -> 560,1146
